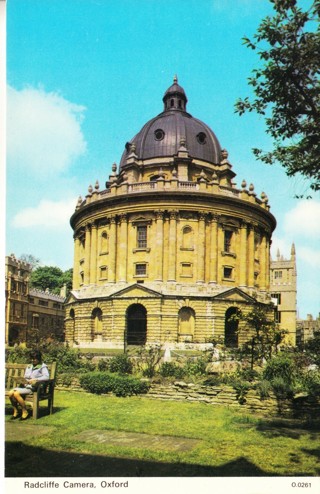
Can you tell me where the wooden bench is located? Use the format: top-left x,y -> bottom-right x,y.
5,362 -> 57,419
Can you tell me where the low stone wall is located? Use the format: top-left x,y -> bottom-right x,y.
56,376 -> 308,417
147,381 -> 283,416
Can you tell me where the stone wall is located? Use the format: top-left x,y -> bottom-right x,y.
56,376 -> 320,418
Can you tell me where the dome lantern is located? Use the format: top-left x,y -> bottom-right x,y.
162,75 -> 188,112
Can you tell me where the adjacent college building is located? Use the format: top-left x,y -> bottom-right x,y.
5,254 -> 65,346
65,78 -> 286,349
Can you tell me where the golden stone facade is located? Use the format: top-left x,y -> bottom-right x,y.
270,245 -> 297,346
65,78 -> 277,349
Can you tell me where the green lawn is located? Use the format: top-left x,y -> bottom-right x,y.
5,390 -> 320,477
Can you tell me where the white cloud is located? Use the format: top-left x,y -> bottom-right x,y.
7,85 -> 87,175
284,200 -> 320,239
298,246 -> 320,269
12,198 -> 77,230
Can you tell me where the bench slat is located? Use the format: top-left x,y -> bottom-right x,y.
5,362 -> 57,419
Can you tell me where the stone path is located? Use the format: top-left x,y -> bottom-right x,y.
6,421 -> 201,452
6,421 -> 56,441
73,429 -> 201,452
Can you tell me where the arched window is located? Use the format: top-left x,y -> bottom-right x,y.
181,226 -> 194,250
91,307 -> 103,341
224,307 -> 239,348
100,231 -> 109,254
178,307 -> 195,342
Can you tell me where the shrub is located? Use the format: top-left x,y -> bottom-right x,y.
134,345 -> 162,378
271,376 -> 294,399
183,357 -> 208,376
108,354 -> 133,375
255,379 -> 272,400
80,372 -> 150,397
158,362 -> 185,379
300,370 -> 320,397
237,367 -> 260,382
263,353 -> 295,384
97,359 -> 109,371
230,379 -> 251,404
6,346 -> 30,363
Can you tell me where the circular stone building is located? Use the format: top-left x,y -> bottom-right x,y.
65,77 -> 276,349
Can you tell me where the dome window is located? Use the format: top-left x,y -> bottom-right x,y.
154,129 -> 165,141
197,132 -> 207,144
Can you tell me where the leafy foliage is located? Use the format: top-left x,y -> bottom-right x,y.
235,306 -> 287,368
108,353 -> 133,375
133,344 -> 163,377
19,254 -> 41,270
80,371 -> 150,397
30,265 -> 73,295
303,330 -> 320,365
158,362 -> 186,379
263,352 -> 296,383
235,0 -> 320,192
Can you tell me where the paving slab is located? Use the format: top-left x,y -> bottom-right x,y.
6,421 -> 56,442
73,429 -> 202,452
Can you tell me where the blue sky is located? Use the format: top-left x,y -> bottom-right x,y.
5,0 -> 320,319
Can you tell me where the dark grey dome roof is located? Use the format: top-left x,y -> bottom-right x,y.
120,78 -> 222,168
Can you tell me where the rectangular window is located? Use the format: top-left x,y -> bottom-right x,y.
224,230 -> 233,252
223,267 -> 233,279
135,263 -> 147,276
100,266 -> 108,279
137,225 -> 147,249
275,311 -> 281,323
271,293 -> 281,305
181,263 -> 192,277
39,300 -> 49,307
274,270 -> 282,279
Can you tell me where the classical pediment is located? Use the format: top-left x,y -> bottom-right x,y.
213,288 -> 257,303
110,283 -> 162,299
65,291 -> 78,304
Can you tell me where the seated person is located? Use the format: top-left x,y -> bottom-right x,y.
8,350 -> 49,420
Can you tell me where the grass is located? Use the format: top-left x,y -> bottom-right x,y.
5,390 -> 320,477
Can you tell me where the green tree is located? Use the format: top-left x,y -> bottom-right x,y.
303,329 -> 320,366
19,253 -> 40,270
30,265 -> 72,295
235,0 -> 320,192
235,306 -> 287,369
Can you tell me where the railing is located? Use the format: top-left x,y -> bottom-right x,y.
178,181 -> 199,190
128,182 -> 157,193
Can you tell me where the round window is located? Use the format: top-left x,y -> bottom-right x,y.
196,132 -> 207,144
154,129 -> 165,141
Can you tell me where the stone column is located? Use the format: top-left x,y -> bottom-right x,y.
168,210 -> 178,281
72,235 -> 81,289
209,215 -> 218,283
84,224 -> 91,285
216,221 -> 224,283
118,213 -> 128,282
265,236 -> 271,290
239,221 -> 248,287
109,216 -> 117,282
197,212 -> 206,283
247,224 -> 255,288
155,210 -> 164,281
90,223 -> 98,284
259,233 -> 267,290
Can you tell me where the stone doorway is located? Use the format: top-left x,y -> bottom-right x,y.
126,304 -> 147,345
224,306 -> 239,347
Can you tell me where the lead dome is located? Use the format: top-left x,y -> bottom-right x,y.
120,76 -> 222,168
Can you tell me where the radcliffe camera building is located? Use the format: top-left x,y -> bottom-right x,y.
65,77 -> 284,349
